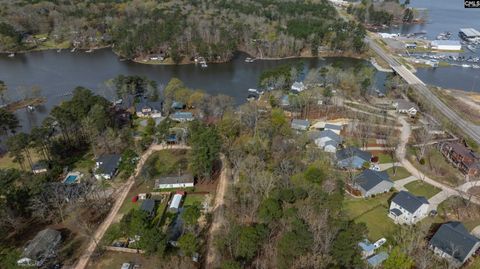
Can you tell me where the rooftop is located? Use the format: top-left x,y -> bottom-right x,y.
336,147 -> 372,162
354,169 -> 392,192
367,252 -> 389,267
22,228 -> 62,261
391,191 -> 429,214
140,199 -> 156,214
96,154 -> 121,176
155,174 -> 194,186
430,222 -> 480,263
460,28 -> 480,37
431,40 -> 461,46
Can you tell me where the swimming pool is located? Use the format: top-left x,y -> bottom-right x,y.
63,172 -> 81,184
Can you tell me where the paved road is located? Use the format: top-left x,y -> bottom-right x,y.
366,37 -> 480,145
205,154 -> 230,268
74,144 -> 191,269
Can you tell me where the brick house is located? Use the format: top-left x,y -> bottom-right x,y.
439,142 -> 480,177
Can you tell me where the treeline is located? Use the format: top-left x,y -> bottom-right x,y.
0,0 -> 366,60
347,0 -> 410,26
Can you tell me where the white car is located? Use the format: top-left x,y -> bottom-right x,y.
121,263 -> 133,269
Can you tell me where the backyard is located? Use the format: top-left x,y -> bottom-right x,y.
404,180 -> 442,199
343,193 -> 398,241
141,149 -> 190,180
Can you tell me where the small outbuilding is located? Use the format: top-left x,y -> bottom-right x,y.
169,193 -> 184,213
140,199 -> 156,217
32,161 -> 48,174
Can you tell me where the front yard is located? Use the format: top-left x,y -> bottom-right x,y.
404,180 -> 442,199
343,193 -> 398,241
385,166 -> 411,181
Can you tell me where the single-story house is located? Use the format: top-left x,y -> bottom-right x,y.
135,99 -> 162,118
367,252 -> 389,268
308,130 -> 343,152
336,147 -> 372,169
291,119 -> 310,131
32,161 -> 48,174
358,240 -> 375,258
324,123 -> 343,135
155,174 -> 194,189
429,222 -> 480,266
351,169 -> 393,197
171,101 -> 186,110
280,95 -> 290,107
388,191 -> 429,224
169,192 -> 184,213
94,154 -> 121,180
17,228 -> 62,267
291,81 -> 306,92
170,112 -> 194,122
392,99 -> 419,116
140,199 -> 156,217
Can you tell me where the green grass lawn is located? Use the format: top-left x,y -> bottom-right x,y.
344,193 -> 397,240
184,194 -> 206,206
377,153 -> 394,164
386,167 -> 411,181
404,180 -> 441,199
142,149 -> 189,179
0,149 -> 42,170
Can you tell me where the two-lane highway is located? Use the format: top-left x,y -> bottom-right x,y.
366,37 -> 480,144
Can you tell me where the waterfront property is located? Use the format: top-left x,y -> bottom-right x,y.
439,142 -> 480,177
135,98 -> 162,118
388,191 -> 429,225
350,169 -> 393,197
459,28 -> 480,42
291,119 -> 310,131
392,99 -> 419,116
336,147 -> 372,169
17,228 -> 62,267
155,174 -> 194,189
429,222 -> 480,266
430,40 -> 462,51
94,154 -> 122,180
170,112 -> 194,122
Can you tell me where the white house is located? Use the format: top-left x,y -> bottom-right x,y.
430,40 -> 462,51
308,130 -> 343,153
291,81 -> 306,92
155,174 -> 194,189
429,222 -> 480,266
392,99 -> 419,116
388,191 -> 429,224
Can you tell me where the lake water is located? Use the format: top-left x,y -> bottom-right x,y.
0,49 -> 386,133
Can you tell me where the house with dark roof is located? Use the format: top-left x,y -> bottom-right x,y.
170,112 -> 194,122
351,170 -> 393,197
135,98 -> 162,118
171,101 -> 186,110
17,228 -> 62,267
429,222 -> 480,266
291,119 -> 310,131
367,252 -> 389,268
32,161 -> 48,174
155,174 -> 194,189
388,191 -> 429,224
140,199 -> 156,217
308,129 -> 343,152
336,147 -> 372,169
440,142 -> 480,177
94,154 -> 122,180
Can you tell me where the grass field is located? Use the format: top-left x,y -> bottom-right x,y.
344,193 -> 397,241
386,167 -> 411,181
183,194 -> 206,207
142,149 -> 189,179
0,149 -> 42,170
377,153 -> 394,164
404,180 -> 441,199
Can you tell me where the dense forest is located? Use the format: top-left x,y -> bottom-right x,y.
0,0 -> 366,62
347,0 -> 413,27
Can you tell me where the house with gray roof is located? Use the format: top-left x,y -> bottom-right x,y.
308,129 -> 343,153
17,228 -> 62,267
392,99 -> 419,116
324,123 -> 343,134
351,169 -> 393,197
94,154 -> 122,180
429,222 -> 480,266
291,119 -> 310,131
32,161 -> 48,174
358,240 -> 375,258
291,81 -> 305,92
135,98 -> 162,118
388,191 -> 429,224
155,174 -> 194,189
140,199 -> 156,217
367,252 -> 389,268
170,112 -> 194,122
336,147 -> 372,169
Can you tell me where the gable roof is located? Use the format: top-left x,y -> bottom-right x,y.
367,252 -> 389,267
22,228 -> 62,260
135,98 -> 162,112
291,119 -> 310,129
391,191 -> 429,213
155,174 -> 194,186
324,123 -> 342,131
355,169 -> 392,192
430,222 -> 480,263
336,147 -> 372,162
394,99 -> 418,111
320,130 -> 343,142
96,154 -> 121,175
171,111 -> 193,120
140,199 -> 156,214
